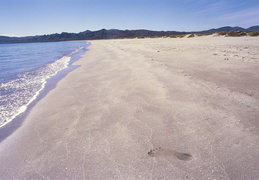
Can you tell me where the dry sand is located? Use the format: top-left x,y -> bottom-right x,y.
0,36 -> 259,179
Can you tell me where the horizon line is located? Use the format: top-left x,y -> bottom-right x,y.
1,25 -> 259,38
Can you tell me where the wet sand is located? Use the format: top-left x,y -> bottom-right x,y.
0,36 -> 259,179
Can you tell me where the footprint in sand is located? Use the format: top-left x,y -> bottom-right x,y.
148,147 -> 192,161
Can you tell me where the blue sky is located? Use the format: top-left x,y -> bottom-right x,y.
1,0 -> 259,36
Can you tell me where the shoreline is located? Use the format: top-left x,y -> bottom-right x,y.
0,37 -> 259,179
0,43 -> 89,142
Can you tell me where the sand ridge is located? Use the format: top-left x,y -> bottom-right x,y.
0,36 -> 259,179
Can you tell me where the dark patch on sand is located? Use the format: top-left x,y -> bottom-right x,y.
148,147 -> 192,161
173,152 -> 192,161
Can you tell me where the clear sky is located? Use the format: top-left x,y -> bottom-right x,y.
1,0 -> 259,36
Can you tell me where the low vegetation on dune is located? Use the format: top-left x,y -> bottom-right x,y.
170,35 -> 177,38
248,31 -> 259,36
227,31 -> 247,37
216,31 -> 259,37
177,35 -> 186,38
197,33 -> 213,36
137,36 -> 145,39
187,34 -> 195,38
217,32 -> 228,36
169,35 -> 186,38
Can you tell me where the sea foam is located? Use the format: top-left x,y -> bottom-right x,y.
0,42 -> 88,128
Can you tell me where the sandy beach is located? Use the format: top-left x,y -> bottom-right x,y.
0,36 -> 259,179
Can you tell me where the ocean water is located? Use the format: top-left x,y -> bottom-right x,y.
0,41 -> 89,128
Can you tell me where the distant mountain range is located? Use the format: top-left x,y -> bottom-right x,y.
194,26 -> 259,34
1,26 -> 259,44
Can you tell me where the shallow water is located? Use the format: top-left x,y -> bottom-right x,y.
0,41 -> 89,127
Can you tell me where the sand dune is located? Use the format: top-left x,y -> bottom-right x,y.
0,36 -> 259,179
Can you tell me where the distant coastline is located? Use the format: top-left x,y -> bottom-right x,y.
1,25 -> 259,44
